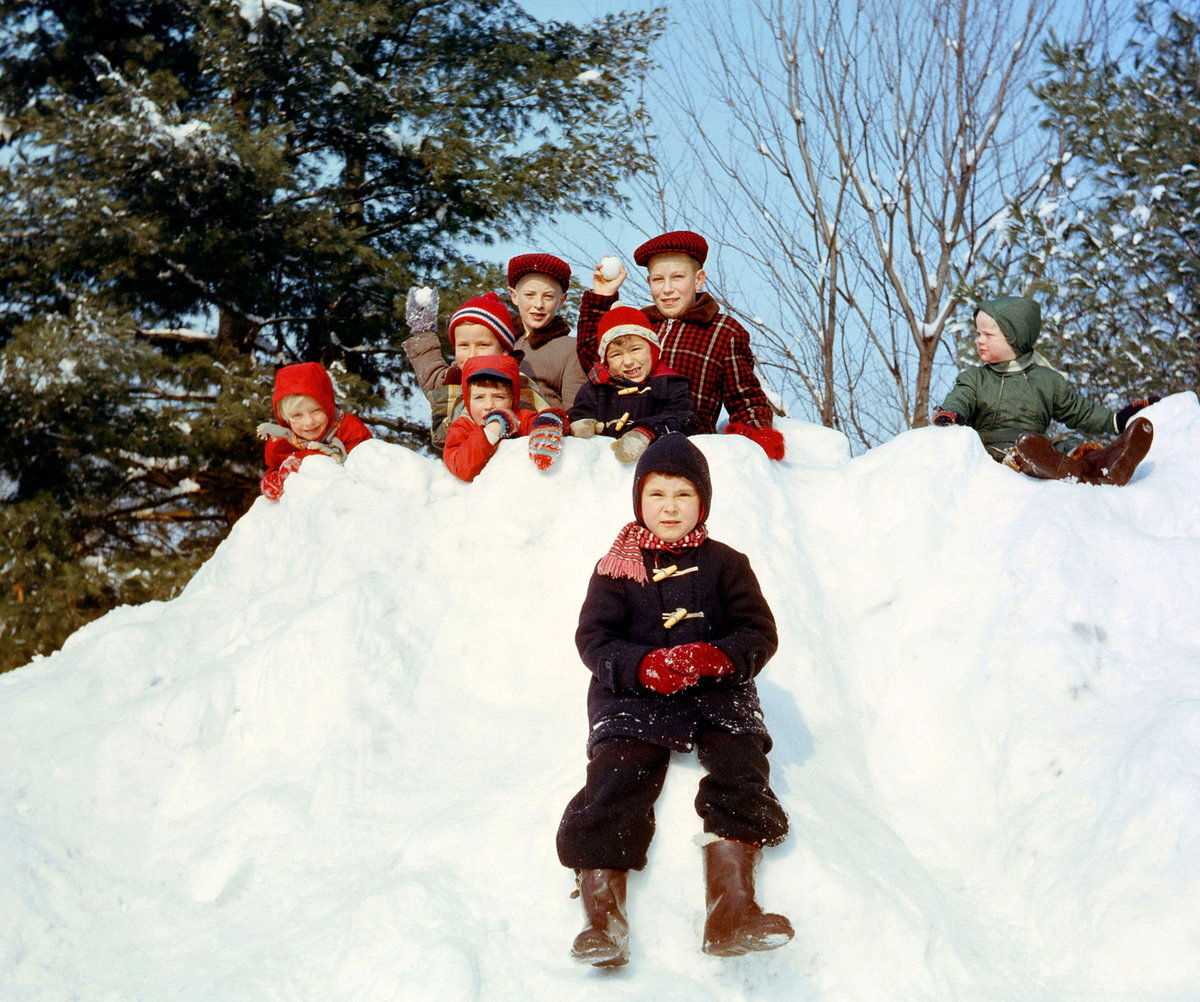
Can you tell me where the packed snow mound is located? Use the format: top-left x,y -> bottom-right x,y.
3,395 -> 1200,1001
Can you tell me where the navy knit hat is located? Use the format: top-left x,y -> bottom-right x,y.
632,433 -> 712,528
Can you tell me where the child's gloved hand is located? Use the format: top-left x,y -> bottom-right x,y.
483,407 -> 519,444
570,419 -> 603,439
638,647 -> 700,695
1116,395 -> 1161,432
639,643 -> 734,694
612,427 -> 653,464
724,420 -> 785,460
405,286 -> 439,336
529,409 -> 567,471
260,453 -> 304,502
932,410 -> 965,426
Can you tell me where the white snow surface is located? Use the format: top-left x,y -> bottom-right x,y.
3,395 -> 1200,1001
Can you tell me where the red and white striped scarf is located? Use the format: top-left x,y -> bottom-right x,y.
596,521 -> 708,583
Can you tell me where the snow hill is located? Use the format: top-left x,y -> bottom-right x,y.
3,395 -> 1200,1002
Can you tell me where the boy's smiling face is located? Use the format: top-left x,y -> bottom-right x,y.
975,311 -> 1017,364
509,273 -> 565,332
283,395 -> 330,441
605,334 -> 654,383
646,252 -> 705,319
640,472 -> 701,543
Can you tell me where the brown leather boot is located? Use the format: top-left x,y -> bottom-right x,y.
1077,416 -> 1154,485
570,868 -> 629,967
1012,432 -> 1088,481
702,839 -> 793,957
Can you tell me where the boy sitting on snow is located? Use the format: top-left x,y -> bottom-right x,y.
257,361 -> 373,501
934,296 -> 1158,485
557,433 -> 792,967
507,253 -> 588,411
575,230 -> 785,460
442,355 -> 569,482
568,304 -> 701,464
403,288 -> 548,452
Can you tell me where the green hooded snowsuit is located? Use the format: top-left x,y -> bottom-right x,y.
939,296 -> 1117,459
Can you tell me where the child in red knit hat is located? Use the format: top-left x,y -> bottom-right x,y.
568,303 -> 700,463
575,231 -> 785,461
557,433 -> 792,967
257,362 -> 373,501
507,253 -> 588,411
403,288 -> 548,452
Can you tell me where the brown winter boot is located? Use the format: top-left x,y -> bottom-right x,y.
1076,416 -> 1154,486
570,868 -> 630,967
1011,432 -> 1087,481
702,839 -> 794,957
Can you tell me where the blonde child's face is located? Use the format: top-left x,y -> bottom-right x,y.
468,382 -> 514,424
605,334 -> 654,383
646,252 -> 705,319
640,473 -> 701,543
283,395 -> 330,441
509,274 -> 565,332
975,312 -> 1017,364
454,324 -> 507,364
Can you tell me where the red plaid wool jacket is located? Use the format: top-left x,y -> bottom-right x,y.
576,290 -> 773,434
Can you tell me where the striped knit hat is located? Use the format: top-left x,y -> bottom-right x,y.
447,292 -> 518,350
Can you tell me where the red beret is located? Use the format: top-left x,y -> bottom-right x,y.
633,230 -> 708,267
507,253 -> 571,292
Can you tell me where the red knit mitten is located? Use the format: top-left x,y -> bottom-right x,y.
724,421 -> 785,461
638,647 -> 700,696
677,642 -> 735,678
528,409 -> 567,471
260,453 -> 303,502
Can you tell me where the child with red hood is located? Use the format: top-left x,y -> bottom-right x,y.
257,362 -> 373,501
568,305 -> 701,463
442,355 -> 546,482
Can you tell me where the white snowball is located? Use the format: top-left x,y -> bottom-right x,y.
415,286 -> 434,307
600,256 -> 621,280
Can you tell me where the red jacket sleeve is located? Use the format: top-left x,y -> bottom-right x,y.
442,417 -> 497,482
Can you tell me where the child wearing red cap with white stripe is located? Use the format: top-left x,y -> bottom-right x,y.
568,304 -> 700,463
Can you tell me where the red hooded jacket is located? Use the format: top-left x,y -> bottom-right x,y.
260,362 -> 372,500
443,355 -> 538,482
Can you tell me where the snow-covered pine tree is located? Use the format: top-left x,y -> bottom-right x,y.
965,0 -> 1199,404
0,0 -> 660,670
